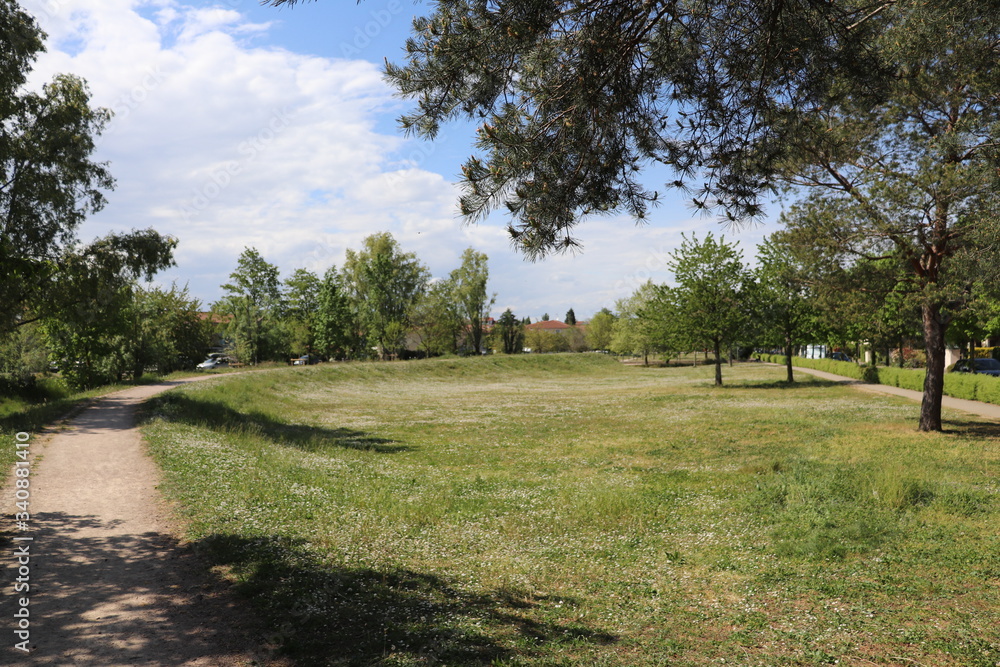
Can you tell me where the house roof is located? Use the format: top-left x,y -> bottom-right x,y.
526,319 -> 571,330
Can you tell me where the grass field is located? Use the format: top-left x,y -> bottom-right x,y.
138,354 -> 1000,666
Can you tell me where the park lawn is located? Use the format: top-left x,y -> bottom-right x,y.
139,355 -> 1000,666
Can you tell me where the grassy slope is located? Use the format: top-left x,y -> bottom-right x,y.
139,355 -> 1000,666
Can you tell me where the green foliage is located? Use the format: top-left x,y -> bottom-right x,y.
584,308 -> 615,351
610,281 -> 663,362
524,328 -> 569,354
491,308 -> 524,354
314,266 -> 356,360
752,236 -> 819,381
39,232 -> 178,388
564,308 -> 576,326
410,279 -> 462,357
342,232 -> 429,360
128,284 -> 210,375
369,0 -> 890,256
283,268 -> 321,355
0,322 -> 49,393
0,62 -> 116,334
42,282 -> 134,388
215,247 -> 285,364
450,248 -> 495,354
657,233 -> 751,385
774,6 -> 1000,430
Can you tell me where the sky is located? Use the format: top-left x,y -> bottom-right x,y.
21,0 -> 784,321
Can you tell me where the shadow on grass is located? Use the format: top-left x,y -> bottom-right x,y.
0,396 -> 90,434
943,419 -> 1000,439
140,392 -> 410,454
724,378 -> 853,390
196,532 -> 618,666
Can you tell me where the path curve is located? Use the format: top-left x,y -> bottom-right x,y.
2,375 -> 285,666
785,364 -> 1000,421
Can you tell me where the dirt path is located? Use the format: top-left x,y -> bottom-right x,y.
2,376 -> 285,666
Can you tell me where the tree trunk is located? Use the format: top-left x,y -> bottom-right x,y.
784,337 -> 795,383
898,337 -> 905,368
713,339 -> 723,386
920,303 -> 946,432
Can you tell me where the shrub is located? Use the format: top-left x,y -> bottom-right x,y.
943,373 -> 979,401
755,352 -> 1000,408
876,366 -> 925,391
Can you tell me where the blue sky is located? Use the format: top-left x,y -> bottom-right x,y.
22,0 -> 782,320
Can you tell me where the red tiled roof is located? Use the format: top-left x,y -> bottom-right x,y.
525,320 -> 571,330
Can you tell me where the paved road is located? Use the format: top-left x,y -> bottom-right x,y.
790,365 -> 1000,421
2,377 -> 282,666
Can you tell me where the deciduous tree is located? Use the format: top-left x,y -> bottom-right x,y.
661,233 -> 750,385
450,248 -> 495,354
341,233 -> 429,360
752,236 -> 818,383
215,247 -> 284,365
1,3 -> 116,333
314,266 -> 356,360
610,281 -> 661,365
585,308 -> 616,352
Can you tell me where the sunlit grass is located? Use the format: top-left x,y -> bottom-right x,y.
140,354 -> 1000,666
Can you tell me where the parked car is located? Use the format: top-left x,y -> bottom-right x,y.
951,358 -> 1000,376
828,352 -> 853,362
292,354 -> 319,366
196,357 -> 228,370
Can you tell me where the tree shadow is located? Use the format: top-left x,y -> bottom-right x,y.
194,532 -> 619,666
724,378 -> 855,390
941,419 -> 1000,439
139,393 -> 410,454
0,512 -> 283,666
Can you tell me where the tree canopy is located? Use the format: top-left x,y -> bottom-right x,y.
0,1 -> 151,335
269,0 -> 908,257
773,4 -> 1000,430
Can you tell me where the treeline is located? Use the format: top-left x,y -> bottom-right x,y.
213,233 -> 494,364
607,232 -> 1000,388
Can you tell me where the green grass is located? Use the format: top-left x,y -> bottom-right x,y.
0,370 -> 209,479
138,355 -> 1000,666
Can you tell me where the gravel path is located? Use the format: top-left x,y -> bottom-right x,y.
2,377 -> 286,666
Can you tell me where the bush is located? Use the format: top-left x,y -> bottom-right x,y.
875,366 -> 926,392
755,351 -> 1000,408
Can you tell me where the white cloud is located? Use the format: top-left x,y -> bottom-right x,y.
19,0 -> 781,316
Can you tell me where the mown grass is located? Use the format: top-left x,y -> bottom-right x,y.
138,354 -> 1000,666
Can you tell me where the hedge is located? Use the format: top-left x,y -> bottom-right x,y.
754,353 -> 1000,407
